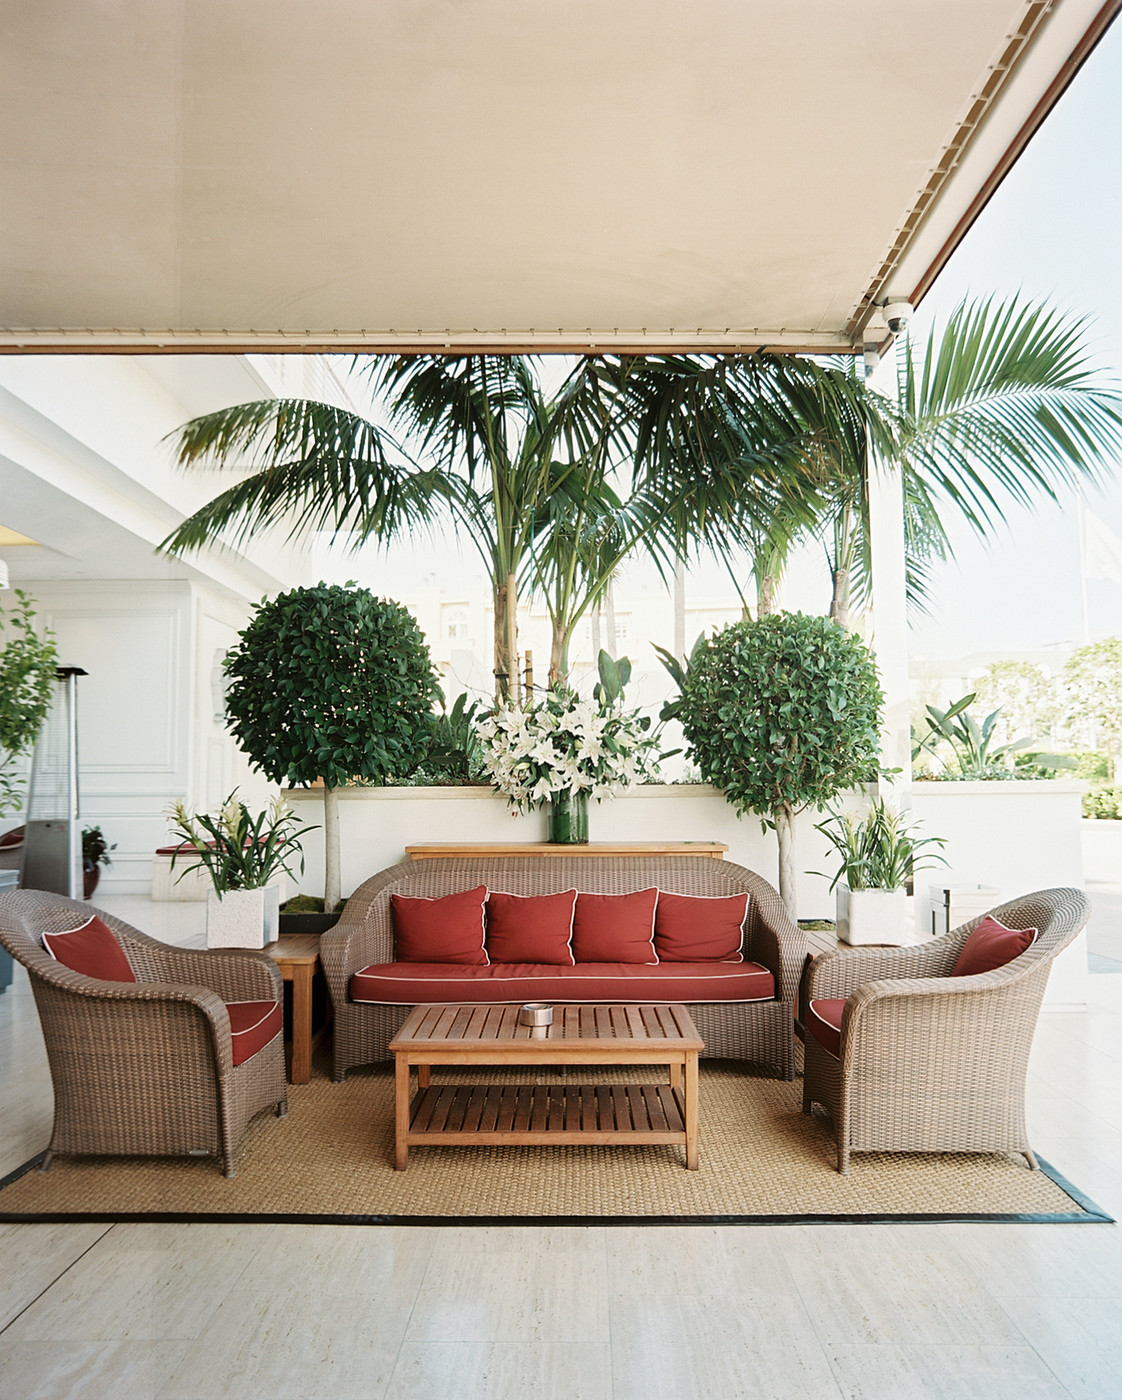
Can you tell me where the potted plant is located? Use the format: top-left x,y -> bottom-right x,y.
80,825 -> 116,899
221,584 -> 441,929
659,613 -> 883,914
476,654 -> 662,842
167,792 -> 314,948
814,799 -> 947,945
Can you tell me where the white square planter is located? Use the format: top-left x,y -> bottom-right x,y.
205,886 -> 280,949
836,885 -> 910,946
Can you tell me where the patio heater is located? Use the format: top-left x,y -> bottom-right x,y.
21,666 -> 88,898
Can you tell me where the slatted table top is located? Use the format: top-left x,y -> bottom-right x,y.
390,1003 -> 703,1054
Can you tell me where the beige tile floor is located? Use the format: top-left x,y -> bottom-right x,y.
0,894 -> 1120,1399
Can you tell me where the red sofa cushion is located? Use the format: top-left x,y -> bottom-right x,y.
42,915 -> 136,983
350,958 -> 774,1005
226,1000 -> 283,1066
486,889 -> 577,965
808,998 -> 846,1059
571,888 -> 659,963
655,891 -> 747,962
391,885 -> 489,965
952,915 -> 1038,977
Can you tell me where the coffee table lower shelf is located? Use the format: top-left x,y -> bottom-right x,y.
407,1081 -> 687,1155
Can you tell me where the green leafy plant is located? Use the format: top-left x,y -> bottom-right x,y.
0,589 -> 58,818
813,800 -> 946,892
1082,787 -> 1122,820
222,584 -> 441,909
419,691 -> 489,784
659,612 -> 883,913
81,826 -> 115,870
913,693 -> 1076,779
166,792 -> 314,895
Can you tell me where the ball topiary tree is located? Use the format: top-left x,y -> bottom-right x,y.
223,584 -> 440,911
661,612 -> 883,913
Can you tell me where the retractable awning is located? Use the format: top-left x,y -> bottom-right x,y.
1,0 -> 1116,354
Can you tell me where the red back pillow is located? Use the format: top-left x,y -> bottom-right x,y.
392,885 -> 489,965
486,890 -> 577,965
42,914 -> 136,982
951,915 -> 1038,977
571,888 -> 659,963
655,891 -> 748,962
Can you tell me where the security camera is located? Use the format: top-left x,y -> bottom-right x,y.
882,300 -> 913,335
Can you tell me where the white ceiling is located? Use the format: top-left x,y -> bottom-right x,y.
0,0 -> 1116,354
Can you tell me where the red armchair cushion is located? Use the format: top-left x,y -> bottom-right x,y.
654,891 -> 747,962
952,915 -> 1038,977
226,1000 -> 283,1065
486,889 -> 577,965
42,915 -> 136,983
350,958 -> 774,1005
571,888 -> 659,963
808,998 -> 846,1058
391,885 -> 489,965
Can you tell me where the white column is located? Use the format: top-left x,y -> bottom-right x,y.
865,346 -> 911,795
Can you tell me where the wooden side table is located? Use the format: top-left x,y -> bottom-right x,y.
405,841 -> 728,860
263,934 -> 321,1084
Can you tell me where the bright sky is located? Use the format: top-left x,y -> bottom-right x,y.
907,16 -> 1122,660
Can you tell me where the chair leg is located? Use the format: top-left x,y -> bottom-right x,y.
276,1097 -> 288,1118
837,1141 -> 850,1175
223,1159 -> 237,1179
801,1085 -> 812,1114
37,1149 -> 53,1173
1024,1147 -> 1039,1170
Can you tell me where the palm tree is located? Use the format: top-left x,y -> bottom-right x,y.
160,352 -> 859,690
817,296 -> 1122,628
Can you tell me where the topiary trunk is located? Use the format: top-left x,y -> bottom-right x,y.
774,802 -> 796,915
323,783 -> 341,914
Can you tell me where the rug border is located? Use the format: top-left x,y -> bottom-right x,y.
0,1152 -> 1110,1227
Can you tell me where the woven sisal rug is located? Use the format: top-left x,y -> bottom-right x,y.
0,1061 -> 1106,1224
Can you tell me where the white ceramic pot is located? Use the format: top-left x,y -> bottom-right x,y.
205,885 -> 280,949
836,885 -> 909,946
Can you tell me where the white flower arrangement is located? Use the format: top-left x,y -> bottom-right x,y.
477,688 -> 663,814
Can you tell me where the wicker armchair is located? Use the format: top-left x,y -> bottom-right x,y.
320,855 -> 806,1082
802,887 -> 1090,1173
0,890 -> 288,1177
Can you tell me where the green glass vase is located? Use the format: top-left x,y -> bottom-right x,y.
549,789 -> 589,844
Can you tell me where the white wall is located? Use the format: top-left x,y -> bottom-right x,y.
22,578 -> 273,894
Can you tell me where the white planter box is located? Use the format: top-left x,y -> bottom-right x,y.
205,886 -> 280,949
836,885 -> 910,946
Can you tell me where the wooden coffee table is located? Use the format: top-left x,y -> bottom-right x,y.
388,1003 -> 703,1171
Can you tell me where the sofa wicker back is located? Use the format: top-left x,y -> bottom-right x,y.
320,855 -> 806,1082
0,889 -> 287,1177
802,886 -> 1090,1173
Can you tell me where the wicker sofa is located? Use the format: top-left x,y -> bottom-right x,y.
802,886 -> 1090,1173
319,855 -> 806,1083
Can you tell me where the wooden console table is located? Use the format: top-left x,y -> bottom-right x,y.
405,841 -> 727,860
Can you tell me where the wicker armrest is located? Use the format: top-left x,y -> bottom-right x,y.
28,959 -> 238,1075
804,938 -> 959,1001
746,900 -> 805,1005
122,937 -> 282,1003
320,862 -> 410,996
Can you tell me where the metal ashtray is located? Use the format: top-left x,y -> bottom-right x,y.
519,1002 -> 554,1027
